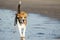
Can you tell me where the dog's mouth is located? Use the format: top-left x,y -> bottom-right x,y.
19,19 -> 24,24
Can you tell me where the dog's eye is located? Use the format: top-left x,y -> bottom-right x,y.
24,17 -> 26,18
17,16 -> 19,17
20,17 -> 22,18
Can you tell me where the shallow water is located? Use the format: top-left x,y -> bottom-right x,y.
0,9 -> 60,40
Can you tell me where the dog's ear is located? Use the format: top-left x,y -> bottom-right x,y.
14,14 -> 17,26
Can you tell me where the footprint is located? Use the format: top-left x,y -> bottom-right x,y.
0,18 -> 1,20
37,33 -> 45,35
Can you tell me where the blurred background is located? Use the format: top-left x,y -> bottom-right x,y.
0,0 -> 60,19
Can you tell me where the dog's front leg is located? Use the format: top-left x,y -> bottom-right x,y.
23,27 -> 26,37
19,28 -> 23,37
17,20 -> 23,37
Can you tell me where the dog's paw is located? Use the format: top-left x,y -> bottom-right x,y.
21,35 -> 25,38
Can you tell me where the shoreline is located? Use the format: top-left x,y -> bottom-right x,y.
0,0 -> 60,20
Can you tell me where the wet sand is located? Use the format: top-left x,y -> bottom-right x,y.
0,9 -> 60,40
0,0 -> 60,19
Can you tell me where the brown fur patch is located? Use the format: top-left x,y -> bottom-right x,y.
17,11 -> 27,25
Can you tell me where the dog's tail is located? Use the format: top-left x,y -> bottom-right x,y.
14,1 -> 21,26
18,1 -> 21,13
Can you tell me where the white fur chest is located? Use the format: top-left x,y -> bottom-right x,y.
17,20 -> 26,29
17,19 -> 26,37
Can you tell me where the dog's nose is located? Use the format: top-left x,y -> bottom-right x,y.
23,20 -> 24,22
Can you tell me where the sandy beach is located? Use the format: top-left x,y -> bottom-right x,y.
0,9 -> 60,40
0,0 -> 60,19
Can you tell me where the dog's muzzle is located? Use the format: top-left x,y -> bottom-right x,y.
19,19 -> 24,24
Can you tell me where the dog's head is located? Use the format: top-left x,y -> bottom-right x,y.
17,11 -> 27,23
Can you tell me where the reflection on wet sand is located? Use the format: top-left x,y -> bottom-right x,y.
0,9 -> 60,40
21,37 -> 25,40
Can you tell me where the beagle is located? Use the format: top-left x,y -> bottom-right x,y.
14,1 -> 27,37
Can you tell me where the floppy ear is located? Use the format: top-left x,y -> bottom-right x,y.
14,14 -> 17,26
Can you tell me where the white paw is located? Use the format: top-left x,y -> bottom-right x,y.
21,35 -> 25,38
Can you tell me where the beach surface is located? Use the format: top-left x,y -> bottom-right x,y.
0,9 -> 60,40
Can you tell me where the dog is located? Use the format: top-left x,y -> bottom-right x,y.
14,1 -> 27,37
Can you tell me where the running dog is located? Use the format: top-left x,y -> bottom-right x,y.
14,1 -> 27,37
